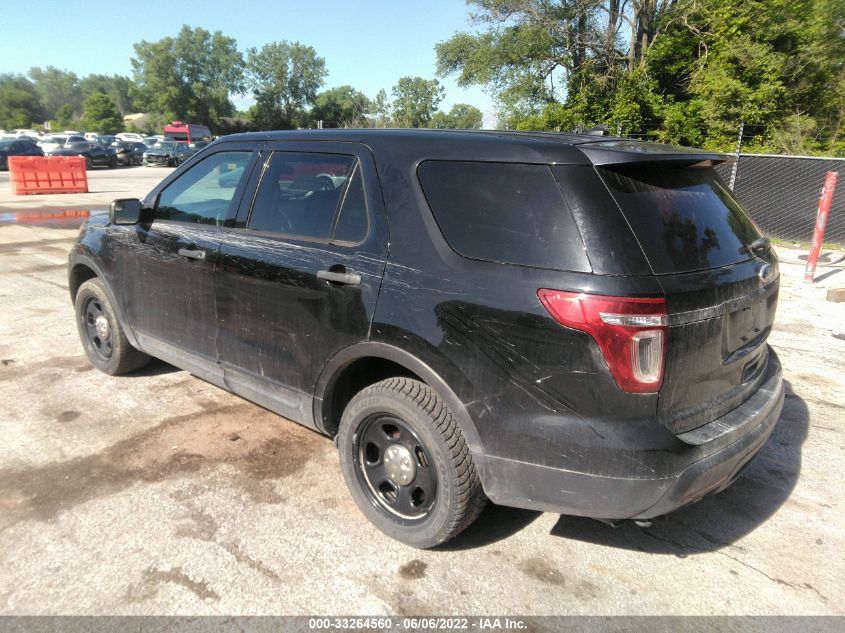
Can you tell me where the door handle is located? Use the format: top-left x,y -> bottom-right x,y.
178,248 -> 206,261
317,270 -> 362,286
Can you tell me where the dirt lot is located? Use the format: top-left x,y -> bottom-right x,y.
0,168 -> 843,615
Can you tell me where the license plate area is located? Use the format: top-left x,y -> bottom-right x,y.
723,298 -> 768,362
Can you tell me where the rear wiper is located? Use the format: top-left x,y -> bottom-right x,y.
741,236 -> 770,256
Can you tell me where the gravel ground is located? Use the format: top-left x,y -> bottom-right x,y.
0,169 -> 842,615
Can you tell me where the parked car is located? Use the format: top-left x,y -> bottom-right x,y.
46,137 -> 117,168
143,135 -> 164,146
68,130 -> 784,548
10,129 -> 41,140
38,134 -> 71,153
0,138 -> 43,169
112,141 -> 147,166
187,140 -> 209,154
142,140 -> 192,167
116,132 -> 145,143
97,135 -> 119,147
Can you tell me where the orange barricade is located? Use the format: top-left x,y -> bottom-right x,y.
8,156 -> 88,195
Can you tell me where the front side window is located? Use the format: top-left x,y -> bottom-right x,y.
247,151 -> 364,241
155,151 -> 251,225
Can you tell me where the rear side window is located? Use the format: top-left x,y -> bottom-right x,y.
596,165 -> 760,274
417,161 -> 590,272
247,151 -> 364,242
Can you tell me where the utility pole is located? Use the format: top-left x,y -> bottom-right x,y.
729,122 -> 744,191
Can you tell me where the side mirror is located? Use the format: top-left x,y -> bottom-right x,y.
110,198 -> 142,225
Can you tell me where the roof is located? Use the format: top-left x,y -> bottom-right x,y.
217,128 -> 729,166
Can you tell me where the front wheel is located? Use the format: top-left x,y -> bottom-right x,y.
338,378 -> 486,548
74,278 -> 150,375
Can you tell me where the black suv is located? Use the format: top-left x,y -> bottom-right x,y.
69,130 -> 784,548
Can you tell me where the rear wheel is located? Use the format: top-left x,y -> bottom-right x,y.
75,278 -> 150,375
338,378 -> 486,548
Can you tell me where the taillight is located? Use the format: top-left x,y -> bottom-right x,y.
537,290 -> 667,393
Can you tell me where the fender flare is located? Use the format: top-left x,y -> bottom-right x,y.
68,253 -> 140,349
313,341 -> 485,456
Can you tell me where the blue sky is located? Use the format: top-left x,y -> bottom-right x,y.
0,0 -> 496,125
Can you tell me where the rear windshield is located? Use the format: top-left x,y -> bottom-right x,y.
417,161 -> 590,272
596,164 -> 761,274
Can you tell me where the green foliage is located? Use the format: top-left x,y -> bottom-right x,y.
391,77 -> 445,128
52,104 -> 76,131
80,74 -> 135,114
371,89 -> 393,127
310,85 -> 370,128
131,25 -> 243,128
436,0 -> 845,155
0,74 -> 43,129
80,93 -> 125,134
28,66 -> 83,120
246,41 -> 327,130
430,103 -> 484,129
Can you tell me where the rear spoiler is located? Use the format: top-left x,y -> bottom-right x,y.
576,139 -> 732,167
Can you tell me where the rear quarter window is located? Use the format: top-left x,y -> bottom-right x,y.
417,161 -> 590,272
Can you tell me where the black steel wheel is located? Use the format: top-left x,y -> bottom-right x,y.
81,295 -> 113,361
338,378 -> 486,548
355,414 -> 438,520
74,278 -> 150,375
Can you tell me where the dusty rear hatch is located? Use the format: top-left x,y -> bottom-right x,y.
584,147 -> 779,435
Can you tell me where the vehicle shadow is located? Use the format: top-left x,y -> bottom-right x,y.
127,358 -> 181,377
548,380 -> 807,555
437,503 -> 543,551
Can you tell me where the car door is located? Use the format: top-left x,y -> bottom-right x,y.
215,141 -> 388,426
120,143 -> 261,384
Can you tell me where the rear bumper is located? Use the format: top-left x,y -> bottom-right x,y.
475,350 -> 784,520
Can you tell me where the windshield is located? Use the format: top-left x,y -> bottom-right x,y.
595,164 -> 761,274
155,141 -> 178,149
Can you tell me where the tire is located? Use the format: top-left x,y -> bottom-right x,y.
74,278 -> 150,375
85,157 -> 93,170
338,377 -> 486,548
109,156 -> 117,168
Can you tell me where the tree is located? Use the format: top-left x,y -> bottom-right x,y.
80,74 -> 135,114
52,104 -> 76,131
430,103 -> 484,129
245,41 -> 327,130
131,25 -> 244,128
28,66 -> 83,120
80,93 -> 124,134
310,85 -> 371,128
371,89 -> 393,127
391,77 -> 445,128
0,74 -> 43,129
435,0 -> 845,155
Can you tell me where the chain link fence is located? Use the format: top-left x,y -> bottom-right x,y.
714,154 -> 844,246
